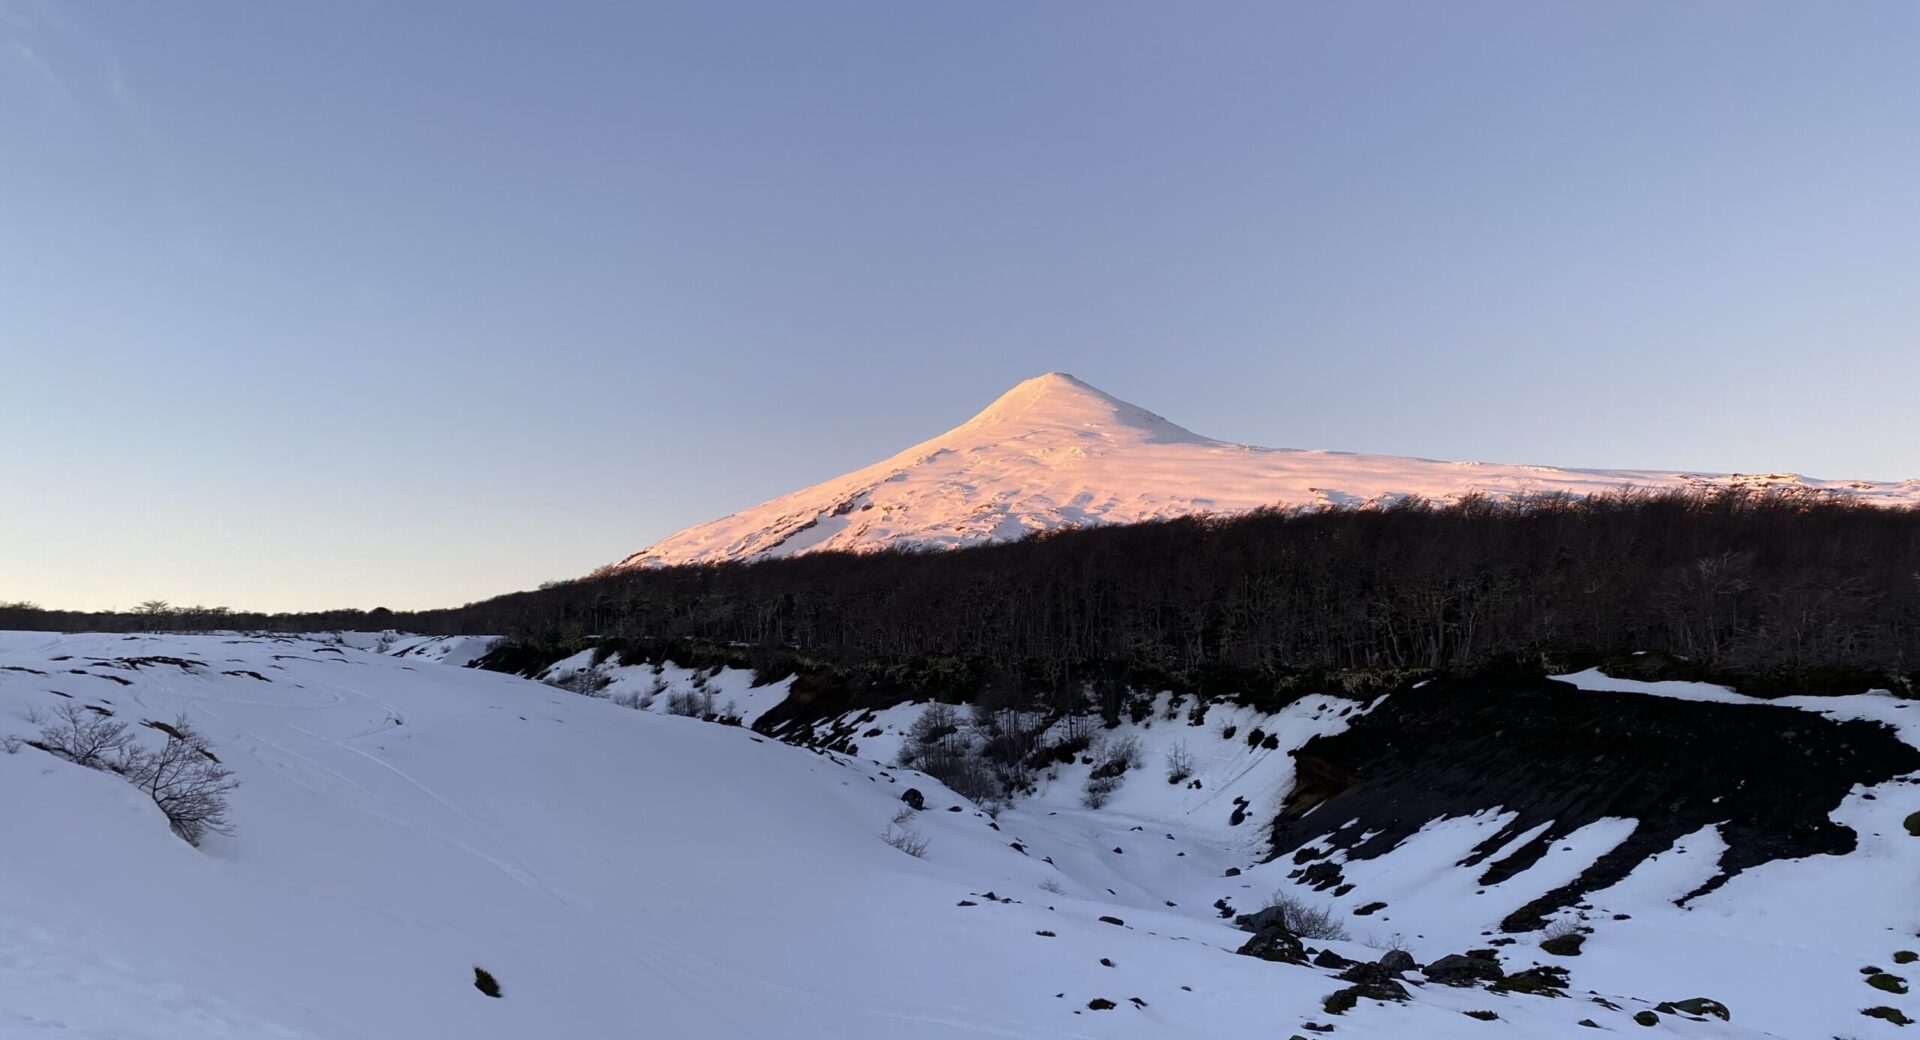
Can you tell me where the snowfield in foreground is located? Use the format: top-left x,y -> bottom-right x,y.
2,632 -> 1916,1039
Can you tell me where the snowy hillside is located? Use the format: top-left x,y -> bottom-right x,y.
607,372 -> 1920,569
11,634 -> 1915,1038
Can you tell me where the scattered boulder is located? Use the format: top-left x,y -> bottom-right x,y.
1353,901 -> 1388,916
1098,915 -> 1125,926
900,787 -> 925,810
1905,811 -> 1920,837
1633,1010 -> 1659,1027
1541,933 -> 1585,957
1424,953 -> 1505,986
1493,965 -> 1570,997
1464,1010 -> 1498,1021
1324,974 -> 1408,1013
1656,997 -> 1730,1021
1337,962 -> 1410,1002
1224,866 -> 1241,876
1087,998 -> 1116,1011
473,966 -> 503,998
1234,906 -> 1289,933
1897,950 -> 1919,965
1236,924 -> 1308,965
1299,861 -> 1346,891
1378,950 -> 1417,974
1867,972 -> 1909,994
1313,948 -> 1356,970
1864,1006 -> 1914,1025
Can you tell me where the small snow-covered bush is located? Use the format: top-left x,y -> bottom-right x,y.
1541,917 -> 1582,942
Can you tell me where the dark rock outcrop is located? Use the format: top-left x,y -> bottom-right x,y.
1268,677 -> 1920,927
1237,924 -> 1307,965
1424,953 -> 1504,986
1377,950 -> 1417,974
1656,997 -> 1730,1020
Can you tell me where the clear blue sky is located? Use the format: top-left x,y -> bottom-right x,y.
3,2 -> 1915,612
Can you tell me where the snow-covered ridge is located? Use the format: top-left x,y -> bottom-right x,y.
607,372 -> 1920,569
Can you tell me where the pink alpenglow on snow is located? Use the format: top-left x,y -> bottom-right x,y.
607,373 -> 1920,570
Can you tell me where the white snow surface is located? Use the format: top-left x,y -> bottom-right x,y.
2,632 -> 1916,1039
608,372 -> 1920,569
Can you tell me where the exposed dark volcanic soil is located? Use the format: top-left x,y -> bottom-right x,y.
1267,677 -> 1920,929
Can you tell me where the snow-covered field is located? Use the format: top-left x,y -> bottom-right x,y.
607,373 -> 1920,569
3,632 -> 1915,1038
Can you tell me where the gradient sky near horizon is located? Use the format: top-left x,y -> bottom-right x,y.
3,2 -> 1916,612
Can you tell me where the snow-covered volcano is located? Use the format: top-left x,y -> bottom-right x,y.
609,372 -> 1920,570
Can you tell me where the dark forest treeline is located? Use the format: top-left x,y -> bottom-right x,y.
11,489 -> 1920,703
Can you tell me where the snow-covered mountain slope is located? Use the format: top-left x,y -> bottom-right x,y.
5,632 -> 1883,1040
607,372 -> 1920,569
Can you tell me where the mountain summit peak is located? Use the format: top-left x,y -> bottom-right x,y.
958,372 -> 1210,445
603,376 -> 1920,571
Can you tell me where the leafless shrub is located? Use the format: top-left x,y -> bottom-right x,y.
1082,733 -> 1142,807
1260,890 -> 1351,941
897,704 -> 1005,807
35,706 -> 237,845
881,822 -> 930,858
1097,734 -> 1142,774
37,703 -> 136,769
549,666 -> 611,698
665,689 -> 712,717
1038,877 -> 1065,895
1,733 -> 21,754
1165,740 -> 1195,784
1363,930 -> 1411,955
891,806 -> 917,828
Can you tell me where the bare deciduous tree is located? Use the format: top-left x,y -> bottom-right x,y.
119,715 -> 239,846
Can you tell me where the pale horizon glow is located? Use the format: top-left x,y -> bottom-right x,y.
2,2 -> 1915,612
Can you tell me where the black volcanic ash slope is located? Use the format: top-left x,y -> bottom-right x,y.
1268,678 -> 1920,930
